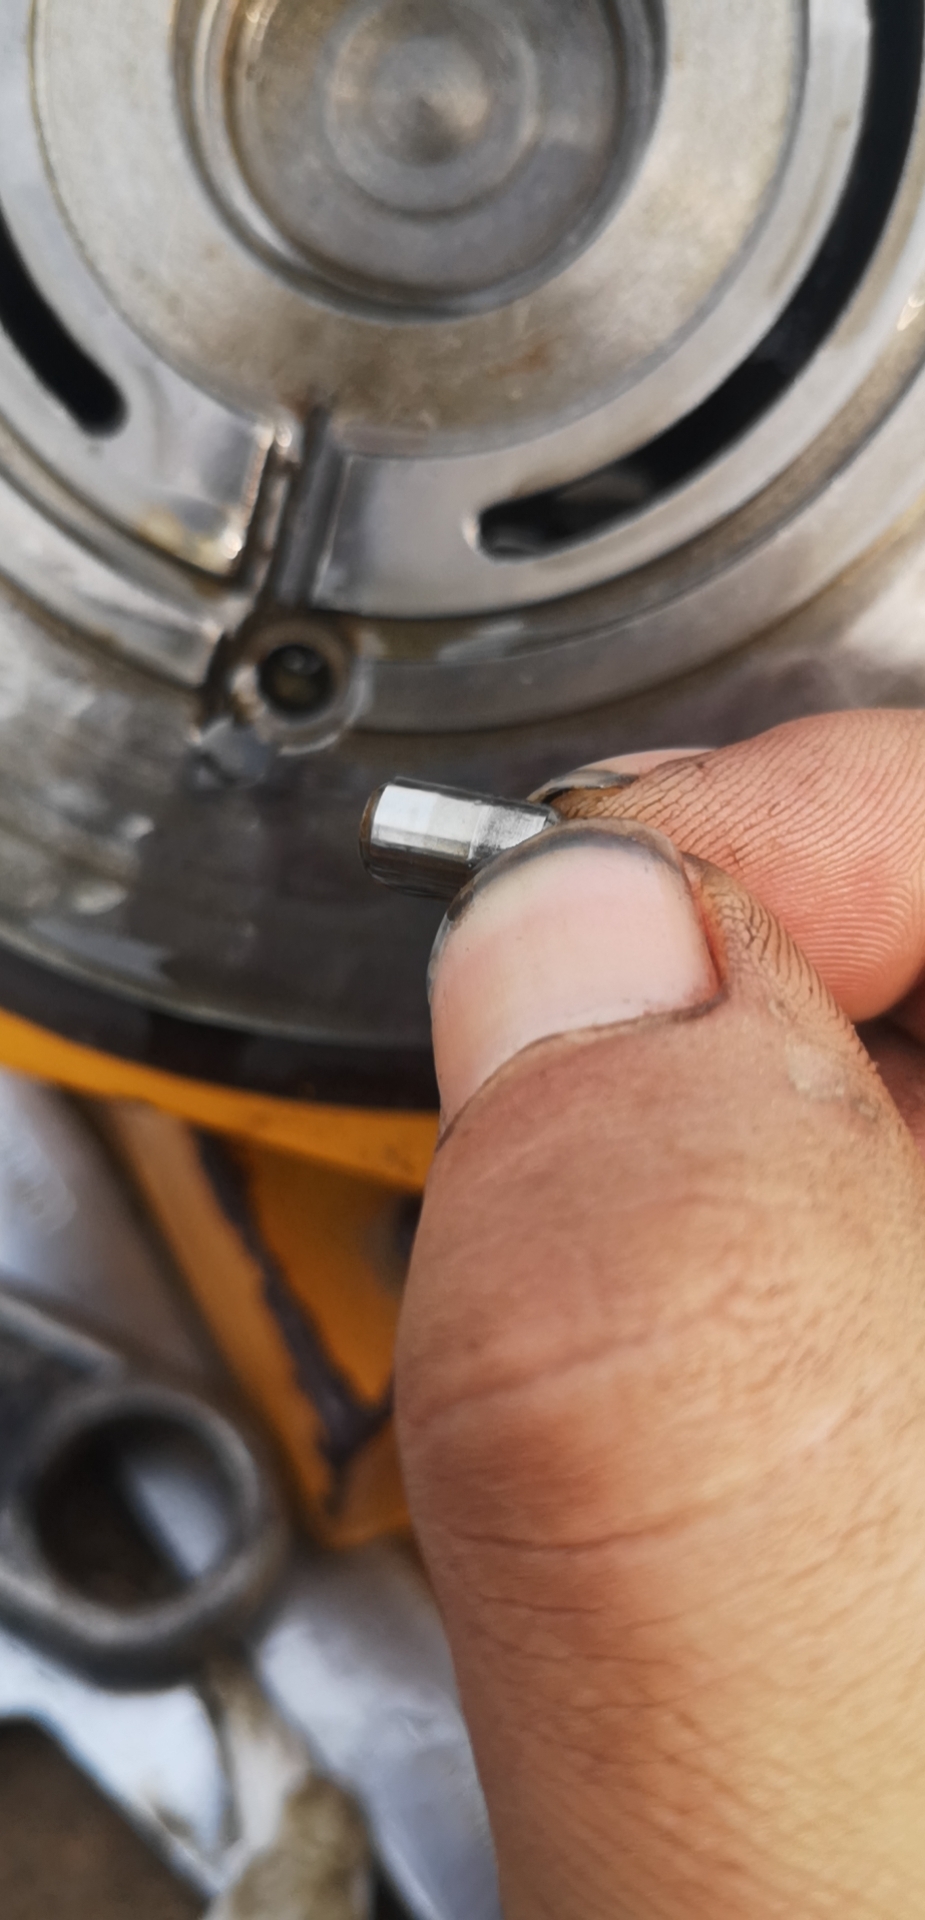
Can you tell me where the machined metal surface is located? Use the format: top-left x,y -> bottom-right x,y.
3,1 -> 925,1087
186,0 -> 651,315
361,781 -> 556,898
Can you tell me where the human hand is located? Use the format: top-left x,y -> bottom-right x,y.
396,710 -> 925,1918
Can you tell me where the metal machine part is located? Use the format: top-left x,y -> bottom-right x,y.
4,0 -> 925,1096
139,1454 -> 502,1920
360,780 -> 557,898
0,1625 -> 371,1918
360,775 -> 642,896
0,1285 -> 287,1680
0,1068 -> 501,1920
0,1543 -> 499,1920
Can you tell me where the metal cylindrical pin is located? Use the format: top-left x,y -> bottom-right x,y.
360,779 -> 557,899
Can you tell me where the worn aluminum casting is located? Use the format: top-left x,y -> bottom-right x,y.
3,0 -> 925,1093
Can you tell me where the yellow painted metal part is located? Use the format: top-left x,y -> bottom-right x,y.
106,1101 -> 417,1547
0,1002 -> 437,1187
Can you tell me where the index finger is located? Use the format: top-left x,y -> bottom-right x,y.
557,709 -> 925,1024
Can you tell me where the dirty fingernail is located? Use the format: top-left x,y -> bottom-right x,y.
529,766 -> 640,805
530,748 -> 710,810
595,746 -> 711,776
430,823 -> 720,1128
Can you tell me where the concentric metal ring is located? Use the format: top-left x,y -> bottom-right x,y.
189,0 -> 652,311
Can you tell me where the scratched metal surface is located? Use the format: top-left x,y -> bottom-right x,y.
0,1722 -> 203,1920
0,1714 -> 409,1919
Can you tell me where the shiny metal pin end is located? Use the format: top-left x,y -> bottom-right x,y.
360,779 -> 557,900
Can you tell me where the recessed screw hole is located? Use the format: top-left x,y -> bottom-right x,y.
257,644 -> 335,716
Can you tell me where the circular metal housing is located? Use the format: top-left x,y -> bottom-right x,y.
0,0 -> 923,1099
197,0 -> 652,312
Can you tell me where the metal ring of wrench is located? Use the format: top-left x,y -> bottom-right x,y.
0,1286 -> 288,1683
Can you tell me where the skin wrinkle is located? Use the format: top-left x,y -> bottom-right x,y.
410,1366 -> 895,1552
547,1755 -> 886,1920
406,1316 -> 876,1526
449,1518 -> 907,1633
433,1574 -> 889,1688
489,1648 -> 903,1766
418,1109 -> 874,1357
406,1034 -> 909,1439
406,1259 -> 875,1512
503,1754 -> 766,1920
516,1630 -> 919,1848
436,1437 -> 908,1578
415,1471 -> 913,1695
498,1605 -> 925,1920
412,1375 -> 895,1571
535,1771 -> 887,1918
434,991 -> 727,1154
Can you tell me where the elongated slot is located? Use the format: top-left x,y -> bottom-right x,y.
481,0 -> 923,560
0,204 -> 125,435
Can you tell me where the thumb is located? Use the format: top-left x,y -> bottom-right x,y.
397,821 -> 925,1920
